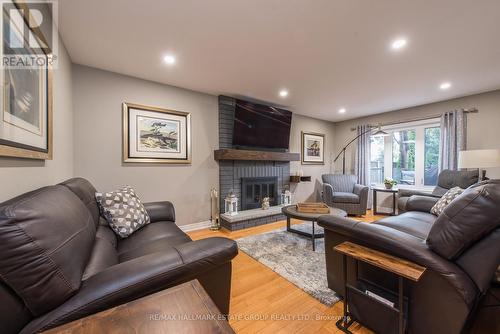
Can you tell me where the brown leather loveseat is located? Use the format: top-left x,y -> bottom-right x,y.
0,178 -> 238,334
318,180 -> 500,334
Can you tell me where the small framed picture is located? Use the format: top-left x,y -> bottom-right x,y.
122,102 -> 191,164
301,131 -> 325,165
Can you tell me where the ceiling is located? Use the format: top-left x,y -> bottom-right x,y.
58,0 -> 500,122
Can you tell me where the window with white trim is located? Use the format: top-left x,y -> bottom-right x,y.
370,119 -> 441,188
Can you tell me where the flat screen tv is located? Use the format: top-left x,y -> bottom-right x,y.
232,99 -> 292,150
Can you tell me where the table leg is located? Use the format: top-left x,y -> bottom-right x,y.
286,216 -> 291,231
312,221 -> 315,251
373,189 -> 378,215
393,192 -> 397,216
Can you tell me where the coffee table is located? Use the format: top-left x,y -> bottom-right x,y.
282,204 -> 347,251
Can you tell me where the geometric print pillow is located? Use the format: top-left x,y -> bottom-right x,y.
95,186 -> 150,238
430,186 -> 464,216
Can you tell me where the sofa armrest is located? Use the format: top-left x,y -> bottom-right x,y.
398,188 -> 438,198
21,238 -> 238,334
322,183 -> 334,205
405,195 -> 439,213
144,201 -> 175,223
317,215 -> 477,307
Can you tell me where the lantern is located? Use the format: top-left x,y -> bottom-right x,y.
281,187 -> 292,206
224,192 -> 238,216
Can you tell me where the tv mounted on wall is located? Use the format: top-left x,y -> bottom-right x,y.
232,99 -> 292,151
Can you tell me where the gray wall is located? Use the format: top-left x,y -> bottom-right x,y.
72,65 -> 219,226
0,36 -> 74,202
333,89 -> 500,179
290,113 -> 336,203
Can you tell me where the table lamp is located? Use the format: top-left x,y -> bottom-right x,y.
458,149 -> 500,180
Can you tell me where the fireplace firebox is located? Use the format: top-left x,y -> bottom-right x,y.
241,177 -> 278,210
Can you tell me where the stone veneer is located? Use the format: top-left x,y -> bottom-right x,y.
218,96 -> 290,230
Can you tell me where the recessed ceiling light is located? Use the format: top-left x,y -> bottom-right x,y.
440,82 -> 451,90
163,54 -> 176,65
338,108 -> 346,114
391,38 -> 407,50
279,89 -> 289,98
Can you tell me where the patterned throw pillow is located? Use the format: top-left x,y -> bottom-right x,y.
96,186 -> 150,238
430,186 -> 464,216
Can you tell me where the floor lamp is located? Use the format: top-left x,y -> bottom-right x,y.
333,126 -> 389,174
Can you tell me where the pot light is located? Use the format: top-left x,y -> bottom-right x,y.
163,54 -> 176,65
279,89 -> 289,98
391,38 -> 407,50
440,82 -> 451,90
338,108 -> 346,114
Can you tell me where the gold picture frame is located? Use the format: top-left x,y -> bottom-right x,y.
301,131 -> 325,165
0,1 -> 53,160
122,102 -> 192,164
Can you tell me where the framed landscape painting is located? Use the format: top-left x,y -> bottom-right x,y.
122,102 -> 191,164
0,2 -> 53,159
301,131 -> 325,165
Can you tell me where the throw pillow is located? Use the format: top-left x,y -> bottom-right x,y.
96,186 -> 150,238
430,186 -> 464,216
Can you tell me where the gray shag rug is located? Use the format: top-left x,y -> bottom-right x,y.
236,223 -> 340,306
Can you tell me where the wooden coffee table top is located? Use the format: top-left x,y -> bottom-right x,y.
282,204 -> 347,221
43,280 -> 235,334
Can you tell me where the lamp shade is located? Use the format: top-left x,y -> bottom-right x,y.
458,149 -> 500,168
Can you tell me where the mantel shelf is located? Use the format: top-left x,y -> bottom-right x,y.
214,149 -> 300,162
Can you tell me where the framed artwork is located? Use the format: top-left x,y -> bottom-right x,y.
301,131 -> 325,165
0,2 -> 53,159
122,102 -> 191,164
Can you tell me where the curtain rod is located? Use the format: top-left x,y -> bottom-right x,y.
350,108 -> 478,131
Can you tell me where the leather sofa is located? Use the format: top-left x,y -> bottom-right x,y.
397,169 -> 479,213
0,178 -> 238,334
318,180 -> 500,334
321,174 -> 369,215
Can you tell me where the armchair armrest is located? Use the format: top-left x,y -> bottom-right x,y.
22,238 -> 238,333
144,201 -> 175,223
317,215 -> 477,307
353,184 -> 369,212
322,183 -> 334,205
405,195 -> 439,213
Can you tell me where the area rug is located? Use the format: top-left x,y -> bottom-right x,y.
236,223 -> 340,306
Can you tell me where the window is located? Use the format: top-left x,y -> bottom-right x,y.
370,120 -> 441,188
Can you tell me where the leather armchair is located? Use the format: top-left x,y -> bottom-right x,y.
322,174 -> 369,215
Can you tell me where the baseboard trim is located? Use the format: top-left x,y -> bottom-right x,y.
179,220 -> 212,232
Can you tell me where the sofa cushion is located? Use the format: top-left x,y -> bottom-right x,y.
96,186 -> 151,238
0,186 -> 95,316
430,187 -> 464,216
375,211 -> 437,240
333,192 -> 359,204
431,169 -> 479,197
117,221 -> 189,255
427,180 -> 500,259
118,234 -> 192,262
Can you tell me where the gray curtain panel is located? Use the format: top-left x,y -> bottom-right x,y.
439,111 -> 467,171
355,125 -> 371,206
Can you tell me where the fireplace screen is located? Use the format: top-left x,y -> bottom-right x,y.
241,177 -> 278,210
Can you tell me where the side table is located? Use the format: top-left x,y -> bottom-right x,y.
372,186 -> 398,215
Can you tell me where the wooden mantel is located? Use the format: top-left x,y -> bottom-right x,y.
214,149 -> 300,162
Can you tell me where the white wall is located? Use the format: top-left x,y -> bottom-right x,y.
0,37 -> 74,202
72,65 -> 219,226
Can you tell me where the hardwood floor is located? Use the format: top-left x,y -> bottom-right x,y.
188,210 -> 384,334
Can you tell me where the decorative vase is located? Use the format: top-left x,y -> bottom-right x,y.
384,183 -> 393,189
262,197 -> 270,210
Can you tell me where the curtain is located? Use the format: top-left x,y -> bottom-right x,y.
355,125 -> 371,206
439,110 -> 467,171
